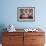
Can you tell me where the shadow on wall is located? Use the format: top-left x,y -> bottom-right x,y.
0,24 -> 7,43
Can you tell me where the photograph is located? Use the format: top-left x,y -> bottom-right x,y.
17,7 -> 35,22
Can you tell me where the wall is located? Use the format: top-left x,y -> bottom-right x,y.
0,0 -> 46,30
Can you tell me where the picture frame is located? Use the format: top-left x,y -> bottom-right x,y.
17,7 -> 35,22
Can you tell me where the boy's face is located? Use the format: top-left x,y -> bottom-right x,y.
23,9 -> 29,14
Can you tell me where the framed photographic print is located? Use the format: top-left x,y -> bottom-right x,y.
17,7 -> 35,22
